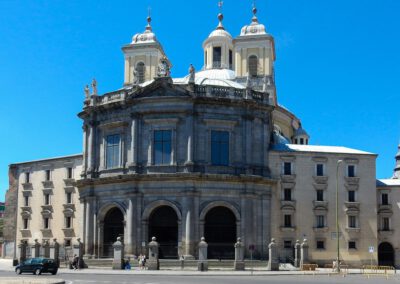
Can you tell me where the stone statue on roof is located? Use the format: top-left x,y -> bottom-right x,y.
133,67 -> 138,85
91,78 -> 98,96
84,84 -> 90,99
188,64 -> 195,84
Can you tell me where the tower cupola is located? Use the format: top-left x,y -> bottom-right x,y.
203,10 -> 234,70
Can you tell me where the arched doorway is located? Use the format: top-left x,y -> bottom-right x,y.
378,242 -> 395,266
148,206 -> 178,259
204,206 -> 236,259
103,207 -> 124,257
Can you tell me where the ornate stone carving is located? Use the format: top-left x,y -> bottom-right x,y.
157,56 -> 170,77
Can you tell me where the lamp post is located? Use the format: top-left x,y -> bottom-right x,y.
335,159 -> 343,273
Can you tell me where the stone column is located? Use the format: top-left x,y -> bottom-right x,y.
294,240 -> 301,268
87,122 -> 96,177
84,198 -> 95,257
31,239 -> 40,258
267,238 -> 279,271
125,198 -> 135,256
147,237 -> 159,270
185,114 -> 194,167
112,237 -> 124,270
49,239 -> 60,267
234,238 -> 245,270
182,192 -> 195,259
129,116 -> 138,171
300,239 -> 309,268
197,237 -> 208,271
82,125 -> 88,176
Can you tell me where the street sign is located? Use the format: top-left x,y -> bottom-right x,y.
369,246 -> 374,253
249,244 -> 255,251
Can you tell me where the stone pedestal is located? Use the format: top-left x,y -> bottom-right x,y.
234,238 -> 245,270
197,237 -> 208,271
49,239 -> 60,267
73,238 -> 84,268
41,240 -> 50,257
112,237 -> 124,270
31,239 -> 40,258
300,239 -> 309,268
147,237 -> 159,270
18,241 -> 27,263
267,238 -> 279,271
294,240 -> 301,268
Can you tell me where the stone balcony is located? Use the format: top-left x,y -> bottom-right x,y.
378,204 -> 392,212
22,183 -> 33,190
378,229 -> 394,237
313,226 -> 329,233
344,201 -> 360,210
64,178 -> 76,187
313,176 -> 328,184
280,226 -> 296,232
42,180 -> 54,189
281,174 -> 296,183
313,200 -> 328,209
344,177 -> 360,185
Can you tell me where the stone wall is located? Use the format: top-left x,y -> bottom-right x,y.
3,165 -> 18,258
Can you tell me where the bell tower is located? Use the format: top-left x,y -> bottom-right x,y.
122,15 -> 170,85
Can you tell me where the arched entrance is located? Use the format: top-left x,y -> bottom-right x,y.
378,242 -> 395,266
204,206 -> 236,259
103,207 -> 124,257
148,206 -> 178,259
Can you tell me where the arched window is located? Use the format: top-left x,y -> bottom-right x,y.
248,55 -> 258,77
136,62 -> 145,83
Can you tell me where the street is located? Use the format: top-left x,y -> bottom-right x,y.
1,271 -> 400,284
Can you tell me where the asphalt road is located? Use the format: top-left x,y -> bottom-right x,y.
1,271 -> 400,284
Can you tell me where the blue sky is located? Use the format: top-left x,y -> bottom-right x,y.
0,0 -> 399,200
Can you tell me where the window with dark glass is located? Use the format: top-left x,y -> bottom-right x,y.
106,134 -> 120,169
154,130 -> 172,165
66,192 -> 72,204
248,55 -> 258,77
44,218 -> 49,229
348,216 -> 357,228
348,241 -> 357,249
284,188 -> 292,201
23,218 -> 28,229
213,47 -> 221,68
348,190 -> 356,202
25,172 -> 30,183
381,193 -> 389,205
382,217 -> 390,231
67,167 -> 73,179
211,130 -> 229,166
284,240 -> 292,249
24,196 -> 29,207
316,240 -> 325,249
316,215 -> 325,228
283,162 -> 292,175
45,170 -> 51,181
300,138 -> 304,145
65,217 -> 72,228
316,190 -> 324,201
348,165 -> 355,177
136,62 -> 145,83
229,50 -> 233,69
65,239 -> 71,247
44,194 -> 50,205
316,164 -> 324,176
284,214 -> 292,227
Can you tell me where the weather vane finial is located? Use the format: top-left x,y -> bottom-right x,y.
218,1 -> 224,12
146,6 -> 152,31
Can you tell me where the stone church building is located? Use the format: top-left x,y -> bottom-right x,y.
3,5 -> 400,267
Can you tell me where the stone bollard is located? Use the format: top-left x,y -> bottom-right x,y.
112,237 -> 124,270
266,238 -> 279,271
50,239 -> 60,267
73,238 -> 84,268
31,239 -> 41,258
294,240 -> 301,268
300,238 -> 309,268
234,238 -> 245,270
197,237 -> 208,271
147,237 -> 160,270
18,240 -> 27,264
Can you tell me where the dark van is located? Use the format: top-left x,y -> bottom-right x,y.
15,258 -> 58,275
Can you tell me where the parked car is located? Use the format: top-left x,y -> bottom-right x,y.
15,258 -> 58,275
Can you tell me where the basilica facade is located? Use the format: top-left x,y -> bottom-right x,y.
4,5 -> 400,268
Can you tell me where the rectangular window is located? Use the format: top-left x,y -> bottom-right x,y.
25,172 -> 30,183
283,188 -> 292,201
65,217 -> 72,229
45,170 -> 51,181
154,130 -> 172,165
23,218 -> 28,229
348,216 -> 357,228
284,240 -> 292,249
347,165 -> 355,177
211,130 -> 229,166
66,192 -> 72,204
316,190 -> 324,201
44,218 -> 49,229
348,241 -> 357,249
229,50 -> 233,68
316,164 -> 324,176
106,134 -> 120,169
67,167 -> 73,179
24,196 -> 29,207
381,193 -> 389,205
283,162 -> 292,175
348,190 -> 355,202
44,194 -> 50,205
316,215 -> 325,228
316,240 -> 325,249
300,138 -> 304,145
382,217 -> 390,231
213,47 -> 221,67
65,239 -> 72,247
284,214 -> 292,227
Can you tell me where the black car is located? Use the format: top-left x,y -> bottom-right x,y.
15,258 -> 58,275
